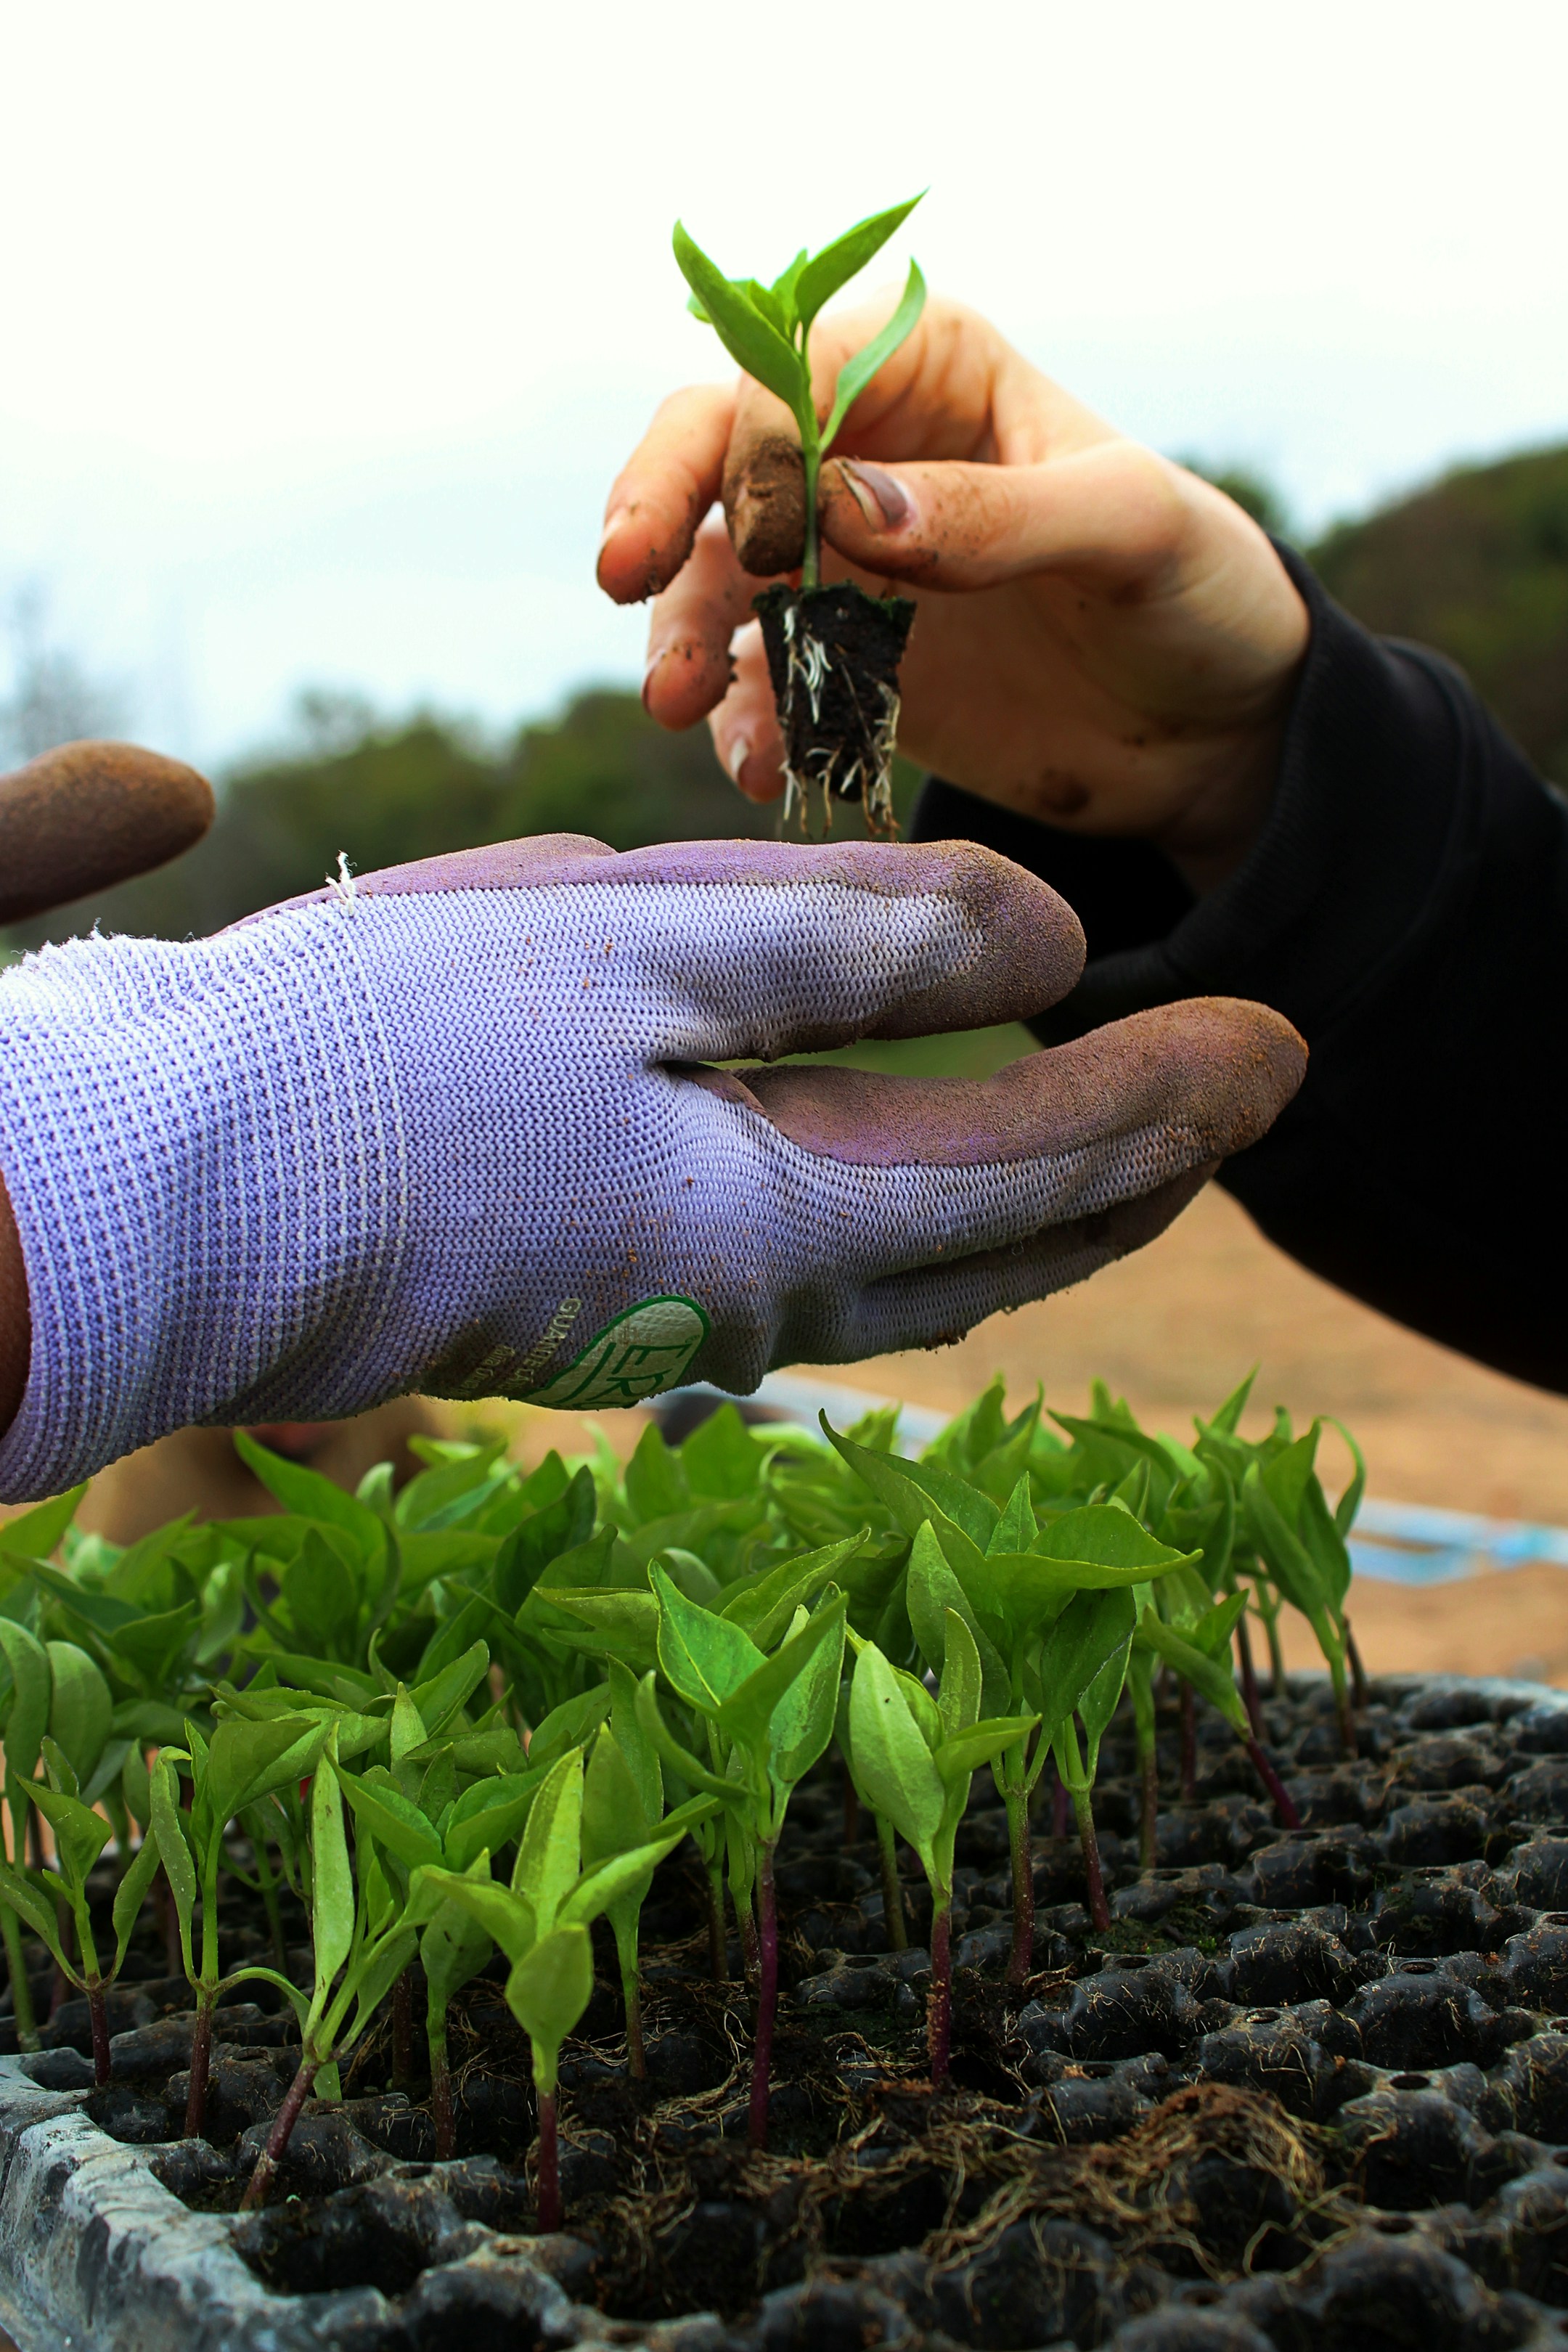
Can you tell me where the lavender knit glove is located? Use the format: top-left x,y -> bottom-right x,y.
0,834 -> 1303,1500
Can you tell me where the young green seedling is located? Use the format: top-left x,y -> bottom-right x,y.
833,1424 -> 1194,1975
1241,1422 -> 1364,1755
835,1683 -> 908,1951
634,1563 -> 849,2147
0,1734 -> 160,2083
335,1685 -> 554,2155
1134,1598 -> 1301,1829
673,198 -> 927,835
408,1748 -> 714,2228
238,1731 -> 425,2210
847,1616 -> 1034,2081
581,1662 -> 670,2078
151,1713 -> 332,2133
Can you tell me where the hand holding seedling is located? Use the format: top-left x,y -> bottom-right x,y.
602,293 -> 1307,891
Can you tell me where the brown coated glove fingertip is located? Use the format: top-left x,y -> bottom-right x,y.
0,740 -> 216,925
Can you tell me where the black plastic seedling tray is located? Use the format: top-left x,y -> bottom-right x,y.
7,1673 -> 1568,2352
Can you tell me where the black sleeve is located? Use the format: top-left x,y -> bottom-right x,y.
910,544 -> 1568,1395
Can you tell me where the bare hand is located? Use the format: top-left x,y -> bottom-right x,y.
599,296 -> 1309,892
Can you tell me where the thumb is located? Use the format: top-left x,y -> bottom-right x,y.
817,440 -> 1186,594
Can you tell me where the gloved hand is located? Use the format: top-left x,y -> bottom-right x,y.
0,832 -> 1304,1501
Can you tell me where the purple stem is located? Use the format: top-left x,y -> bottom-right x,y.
705,1862 -> 727,1982
1245,1734 -> 1301,1829
240,2055 -> 319,2210
1071,1787 -> 1111,1931
536,2085 -> 561,2231
748,1840 -> 778,2151
1236,1614 -> 1266,1740
184,1991 -> 213,2134
430,2014 -> 454,2160
1347,1622 -> 1369,1710
928,1901 -> 952,2086
1139,1743 -> 1159,1874
875,1813 -> 908,1952
1004,1784 -> 1034,1983
88,1980 -> 111,2088
391,1966 -> 413,2091
1179,1681 -> 1197,1801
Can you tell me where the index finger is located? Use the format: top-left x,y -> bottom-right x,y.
0,742 -> 213,925
597,382 -> 737,606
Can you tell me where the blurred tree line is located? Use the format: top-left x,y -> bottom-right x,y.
7,436 -> 1568,952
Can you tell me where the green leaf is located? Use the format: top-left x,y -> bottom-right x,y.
672,224 -> 809,422
233,1432 -> 386,1561
652,1564 -> 764,1715
768,1602 -> 846,1791
338,1766 -> 445,1871
989,1476 -> 1039,1556
420,1894 -> 494,2013
607,1658 -> 661,1824
311,1752 -> 357,1991
526,1684 -> 612,1774
633,1674 -> 739,1804
512,1749 -> 583,1935
113,1833 -> 163,1972
905,1524 -> 1009,1708
1330,1418 -> 1367,1539
442,1768 -> 547,1874
679,1402 -> 767,1500
494,1467 -> 596,1614
44,1642 -> 112,1785
28,1559 -> 140,1636
1034,1506 -> 1191,1572
409,1640 -> 491,1737
793,194 -> 924,332
719,1531 -> 867,1650
0,1620 -> 50,1780
0,1859 -> 67,1966
281,1529 -> 359,1654
534,1586 -> 660,1673
1242,1463 -> 1334,1642
847,1643 -> 943,1860
934,1712 -> 1040,1783
204,1715 -> 322,1829
821,259 -> 927,449
937,1609 -> 982,1741
1037,1588 -> 1138,1735
582,1726 -> 651,1869
713,1593 -> 846,1757
1135,1610 -> 1249,1735
827,1423 -> 998,1550
409,1864 -> 535,1965
624,1421 -> 688,1524
0,1487 -> 87,1564
150,1752 -> 197,1966
505,1922 -> 594,2070
23,1763 -> 111,1886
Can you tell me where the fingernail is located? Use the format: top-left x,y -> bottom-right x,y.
839,458 -> 913,531
599,508 -> 626,550
727,735 -> 751,785
641,648 -> 667,711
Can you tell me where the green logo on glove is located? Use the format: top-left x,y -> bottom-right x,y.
526,1296 -> 709,1410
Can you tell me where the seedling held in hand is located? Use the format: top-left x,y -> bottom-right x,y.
674,198 -> 927,836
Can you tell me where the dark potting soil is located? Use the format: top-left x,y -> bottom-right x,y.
19,1676 -> 1568,2351
754,581 -> 915,838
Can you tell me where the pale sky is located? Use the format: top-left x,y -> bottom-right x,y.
1,0 -> 1564,770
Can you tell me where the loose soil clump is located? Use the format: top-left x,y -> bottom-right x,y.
18,1672 -> 1568,2350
